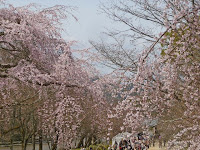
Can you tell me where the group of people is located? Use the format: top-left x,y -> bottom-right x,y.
111,134 -> 150,150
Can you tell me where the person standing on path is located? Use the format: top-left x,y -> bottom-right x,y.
119,139 -> 123,150
113,141 -> 118,150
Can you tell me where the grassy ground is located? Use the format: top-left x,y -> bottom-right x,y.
149,143 -> 167,150
0,143 -> 49,150
73,143 -> 167,150
0,143 -> 168,150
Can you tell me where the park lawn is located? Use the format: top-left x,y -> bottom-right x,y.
72,143 -> 168,150
149,143 -> 167,150
72,144 -> 109,150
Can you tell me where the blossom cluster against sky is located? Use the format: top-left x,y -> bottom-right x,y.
8,0 -> 115,47
7,0 -> 125,73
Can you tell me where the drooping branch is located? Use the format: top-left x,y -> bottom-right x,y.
0,63 -> 18,69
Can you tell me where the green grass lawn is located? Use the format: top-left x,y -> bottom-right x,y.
73,144 -> 109,150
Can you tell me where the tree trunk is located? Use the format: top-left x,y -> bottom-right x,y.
10,127 -> 14,150
21,140 -> 26,150
51,144 -> 57,150
51,134 -> 59,150
32,113 -> 36,150
39,132 -> 43,150
46,135 -> 51,150
22,143 -> 25,150
10,136 -> 13,150
10,107 -> 16,150
32,133 -> 35,150
21,137 -> 29,150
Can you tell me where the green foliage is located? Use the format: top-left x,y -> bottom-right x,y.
74,144 -> 109,150
89,144 -> 109,150
161,24 -> 200,63
73,144 -> 109,150
160,29 -> 181,57
72,148 -> 81,150
161,49 -> 166,56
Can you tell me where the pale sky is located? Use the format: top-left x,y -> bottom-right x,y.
5,0 -> 160,74
7,0 -> 115,48
5,0 -> 121,73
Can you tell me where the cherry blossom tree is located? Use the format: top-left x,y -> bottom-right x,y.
0,1 -> 106,150
93,0 -> 199,149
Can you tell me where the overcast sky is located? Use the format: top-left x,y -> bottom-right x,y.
6,0 -> 126,73
8,0 -> 115,48
5,0 -> 159,74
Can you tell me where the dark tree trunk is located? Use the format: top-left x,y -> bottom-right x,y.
39,132 -> 43,150
10,136 -> 13,150
51,134 -> 59,150
10,107 -> 16,150
32,133 -> 36,150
